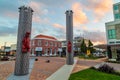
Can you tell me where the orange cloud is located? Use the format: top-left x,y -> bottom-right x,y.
94,0 -> 113,22
72,3 -> 88,25
93,41 -> 106,45
76,30 -> 106,45
85,0 -> 113,22
53,23 -> 65,30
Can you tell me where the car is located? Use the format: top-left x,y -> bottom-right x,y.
1,56 -> 9,61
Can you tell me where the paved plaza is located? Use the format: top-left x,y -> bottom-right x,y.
0,61 -> 15,80
30,57 -> 65,80
0,57 -> 120,80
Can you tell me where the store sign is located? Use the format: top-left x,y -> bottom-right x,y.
35,47 -> 42,51
58,48 -> 62,52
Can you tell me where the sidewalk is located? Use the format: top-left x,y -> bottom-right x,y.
46,59 -> 77,80
7,57 -> 35,80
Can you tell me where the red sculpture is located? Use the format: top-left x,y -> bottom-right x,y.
67,41 -> 72,53
22,32 -> 30,53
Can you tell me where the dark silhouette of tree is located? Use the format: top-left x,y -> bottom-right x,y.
88,40 -> 94,53
80,39 -> 87,53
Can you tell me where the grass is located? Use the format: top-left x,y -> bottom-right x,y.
69,68 -> 120,80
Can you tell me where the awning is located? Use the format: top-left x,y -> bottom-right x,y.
35,47 -> 42,51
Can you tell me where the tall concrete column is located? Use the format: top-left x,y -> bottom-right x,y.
65,10 -> 74,65
14,6 -> 33,75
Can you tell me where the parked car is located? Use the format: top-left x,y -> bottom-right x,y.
93,52 -> 105,57
1,56 -> 9,61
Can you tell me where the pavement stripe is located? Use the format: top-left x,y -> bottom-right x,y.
46,59 -> 77,80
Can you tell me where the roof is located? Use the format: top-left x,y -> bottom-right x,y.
34,34 -> 57,40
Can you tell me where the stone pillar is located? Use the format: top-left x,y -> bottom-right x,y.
14,6 -> 33,75
65,10 -> 74,65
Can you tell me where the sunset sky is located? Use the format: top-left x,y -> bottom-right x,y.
0,0 -> 120,47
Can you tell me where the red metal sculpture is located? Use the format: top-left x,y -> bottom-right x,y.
22,32 -> 30,53
67,41 -> 72,53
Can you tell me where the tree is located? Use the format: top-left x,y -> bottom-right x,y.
88,40 -> 94,53
80,39 -> 87,53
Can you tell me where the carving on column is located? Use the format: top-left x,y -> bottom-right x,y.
22,32 -> 31,53
67,41 -> 72,53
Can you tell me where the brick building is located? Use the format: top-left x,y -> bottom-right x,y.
31,34 -> 62,56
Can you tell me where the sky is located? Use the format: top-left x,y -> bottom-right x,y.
0,0 -> 120,47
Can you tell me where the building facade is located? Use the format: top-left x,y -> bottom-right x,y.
1,46 -> 10,55
61,37 -> 89,55
10,44 -> 17,55
105,2 -> 120,58
31,34 -> 62,56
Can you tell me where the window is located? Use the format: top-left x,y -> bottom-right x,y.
108,29 -> 116,39
45,41 -> 48,46
32,41 -> 35,46
116,41 -> 120,43
115,13 -> 120,19
50,42 -> 53,46
38,40 -> 41,46
109,42 -> 115,44
59,43 -> 61,47
114,5 -> 119,10
55,43 -> 57,47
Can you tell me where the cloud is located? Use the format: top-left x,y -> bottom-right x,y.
0,26 -> 17,36
35,0 -> 73,7
28,1 -> 49,24
72,3 -> 88,25
51,23 -> 66,40
76,30 -> 106,45
32,15 -> 49,24
53,23 -> 65,30
29,1 -> 43,13
4,11 -> 18,18
81,0 -> 113,22
29,1 -> 48,15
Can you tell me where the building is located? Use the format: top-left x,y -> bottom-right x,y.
1,46 -> 10,55
73,37 -> 83,52
10,44 -> 17,55
61,37 -> 90,56
105,2 -> 120,59
31,34 -> 62,56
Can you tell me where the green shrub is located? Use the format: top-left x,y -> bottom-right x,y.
98,64 -> 115,73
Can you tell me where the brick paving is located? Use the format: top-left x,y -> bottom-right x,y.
0,61 -> 15,80
30,57 -> 65,80
1,57 -> 118,80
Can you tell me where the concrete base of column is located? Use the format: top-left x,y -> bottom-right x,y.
14,53 -> 29,76
66,53 -> 74,65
